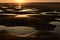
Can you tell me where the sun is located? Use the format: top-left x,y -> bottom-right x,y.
15,0 -> 26,3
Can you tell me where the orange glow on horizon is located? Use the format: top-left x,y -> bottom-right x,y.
15,0 -> 26,3
0,0 -> 60,3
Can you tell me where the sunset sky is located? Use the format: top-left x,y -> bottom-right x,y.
0,0 -> 60,3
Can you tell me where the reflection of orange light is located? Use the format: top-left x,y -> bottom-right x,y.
15,15 -> 29,18
15,0 -> 25,3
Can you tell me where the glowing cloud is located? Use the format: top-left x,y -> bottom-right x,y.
15,15 -> 29,18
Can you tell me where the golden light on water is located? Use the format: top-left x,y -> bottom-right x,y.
15,0 -> 26,3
